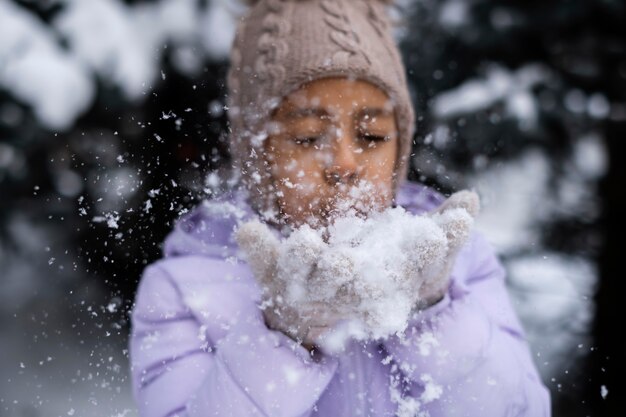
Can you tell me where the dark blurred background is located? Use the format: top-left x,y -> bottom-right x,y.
1,0 -> 624,416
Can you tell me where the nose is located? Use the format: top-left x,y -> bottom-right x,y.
324,135 -> 359,186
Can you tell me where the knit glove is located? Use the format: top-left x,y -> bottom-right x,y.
235,190 -> 480,346
412,190 -> 480,308
234,221 -> 342,346
305,189 -> 480,338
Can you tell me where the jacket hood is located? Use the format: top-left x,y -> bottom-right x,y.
162,181 -> 446,259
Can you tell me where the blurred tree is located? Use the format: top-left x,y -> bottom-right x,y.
399,0 -> 625,415
0,0 -> 233,315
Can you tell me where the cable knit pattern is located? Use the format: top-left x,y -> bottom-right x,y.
364,0 -> 388,37
320,0 -> 371,66
254,0 -> 290,100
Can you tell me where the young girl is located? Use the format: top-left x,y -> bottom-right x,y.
129,1 -> 551,416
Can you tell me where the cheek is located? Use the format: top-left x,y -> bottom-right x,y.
270,152 -> 326,206
361,147 -> 396,181
275,151 -> 324,181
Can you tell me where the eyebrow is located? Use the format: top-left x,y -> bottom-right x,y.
281,106 -> 393,121
283,108 -> 330,120
356,107 -> 393,119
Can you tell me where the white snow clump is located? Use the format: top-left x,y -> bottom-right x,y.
236,190 -> 479,350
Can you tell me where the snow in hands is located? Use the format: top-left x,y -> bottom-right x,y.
236,188 -> 480,351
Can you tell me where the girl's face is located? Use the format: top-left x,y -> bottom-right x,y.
264,77 -> 399,228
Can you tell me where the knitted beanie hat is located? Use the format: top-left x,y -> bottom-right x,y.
227,0 -> 415,219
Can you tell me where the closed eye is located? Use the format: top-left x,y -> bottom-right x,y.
293,136 -> 319,146
359,133 -> 389,143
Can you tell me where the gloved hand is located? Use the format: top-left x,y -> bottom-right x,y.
412,189 -> 481,308
235,190 -> 480,347
307,189 -> 481,338
234,221 -> 344,347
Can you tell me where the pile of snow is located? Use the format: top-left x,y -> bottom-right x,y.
432,63 -> 551,128
469,144 -> 604,381
0,0 -> 94,130
236,190 -> 478,350
507,253 -> 596,379
1,0 -> 242,130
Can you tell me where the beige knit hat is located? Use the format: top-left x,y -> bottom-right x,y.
227,0 -> 415,219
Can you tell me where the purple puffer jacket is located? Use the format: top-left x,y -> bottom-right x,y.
129,181 -> 551,417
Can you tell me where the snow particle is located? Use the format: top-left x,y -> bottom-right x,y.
600,385 -> 608,399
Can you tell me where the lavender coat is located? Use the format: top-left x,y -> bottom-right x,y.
129,181 -> 551,417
